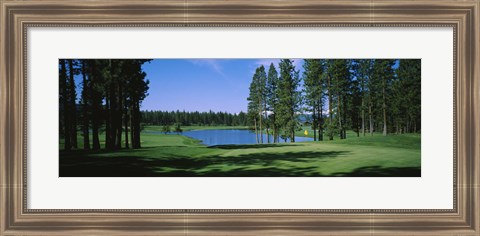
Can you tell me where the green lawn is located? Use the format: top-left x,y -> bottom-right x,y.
60,127 -> 421,177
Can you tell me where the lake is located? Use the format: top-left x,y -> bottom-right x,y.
181,129 -> 314,146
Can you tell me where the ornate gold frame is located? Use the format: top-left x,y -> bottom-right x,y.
1,0 -> 479,235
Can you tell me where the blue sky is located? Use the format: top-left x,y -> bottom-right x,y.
140,59 -> 304,113
72,59 -> 400,114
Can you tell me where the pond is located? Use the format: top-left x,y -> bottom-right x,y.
181,129 -> 314,146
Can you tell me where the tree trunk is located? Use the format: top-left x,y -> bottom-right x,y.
253,117 -> 258,144
291,126 -> 295,143
68,60 -> 77,149
338,94 -> 343,139
318,117 -> 323,141
132,101 -> 141,149
130,106 -> 134,148
272,115 -> 277,143
124,104 -> 129,149
276,127 -> 280,143
312,106 -> 317,141
258,99 -> 263,144
382,86 -> 387,136
274,115 -> 279,143
318,103 -> 323,141
92,116 -> 100,150
336,73 -> 342,140
106,60 -> 118,150
81,61 -> 90,149
132,102 -> 138,149
91,88 -> 101,151
369,99 -> 373,136
328,75 -> 333,140
361,98 -> 365,136
291,106 -> 295,143
264,102 -> 269,144
274,126 -> 278,143
90,61 -> 101,150
116,113 -> 123,149
115,83 -> 123,149
343,99 -> 347,139
60,60 -> 71,151
105,94 -> 112,149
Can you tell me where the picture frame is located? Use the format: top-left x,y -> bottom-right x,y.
1,0 -> 478,235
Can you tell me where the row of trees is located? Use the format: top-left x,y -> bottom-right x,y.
60,59 -> 151,151
247,60 -> 302,143
142,110 -> 248,127
248,59 -> 421,143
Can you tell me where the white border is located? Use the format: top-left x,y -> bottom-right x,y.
28,28 -> 453,209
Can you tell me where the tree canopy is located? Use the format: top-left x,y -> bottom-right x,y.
247,59 -> 421,143
59,59 -> 151,151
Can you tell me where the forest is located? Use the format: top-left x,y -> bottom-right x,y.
247,59 -> 421,143
59,59 -> 151,151
142,110 -> 249,127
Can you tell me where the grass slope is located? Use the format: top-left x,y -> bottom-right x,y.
60,128 -> 421,177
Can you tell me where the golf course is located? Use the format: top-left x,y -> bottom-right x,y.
59,59 -> 421,177
60,125 -> 420,177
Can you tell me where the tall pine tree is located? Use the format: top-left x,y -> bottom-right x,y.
277,59 -> 302,142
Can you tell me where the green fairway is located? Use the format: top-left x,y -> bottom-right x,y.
60,128 -> 420,177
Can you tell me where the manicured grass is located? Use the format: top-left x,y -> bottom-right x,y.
60,129 -> 421,177
59,125 -> 249,149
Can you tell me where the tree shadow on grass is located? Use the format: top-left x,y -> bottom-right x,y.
332,165 -> 421,177
60,146 -> 158,157
60,149 -> 420,177
60,150 -> 349,177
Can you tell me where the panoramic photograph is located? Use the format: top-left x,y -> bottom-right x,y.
59,59 -> 421,177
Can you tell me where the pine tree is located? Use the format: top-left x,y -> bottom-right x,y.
325,60 -> 336,140
395,59 -> 421,133
89,60 -> 105,150
354,59 -> 373,136
328,59 -> 351,139
59,59 -> 71,150
303,59 -> 323,141
127,60 -> 151,149
67,59 -> 78,149
266,63 -> 280,143
247,68 -> 261,143
80,59 -> 90,149
372,59 -> 395,136
257,66 -> 267,144
277,59 -> 302,142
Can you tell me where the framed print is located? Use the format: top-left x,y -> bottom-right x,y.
1,0 -> 479,235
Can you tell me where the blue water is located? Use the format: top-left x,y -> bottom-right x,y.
181,129 -> 313,146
